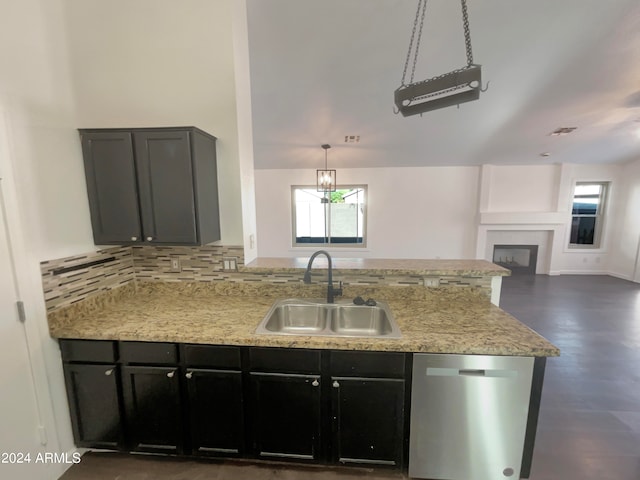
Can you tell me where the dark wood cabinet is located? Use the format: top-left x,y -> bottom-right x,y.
60,340 -> 408,471
63,363 -> 124,449
61,339 -> 124,449
330,377 -> 405,466
79,127 -> 220,246
185,368 -> 244,456
79,132 -> 141,244
182,344 -> 245,457
249,372 -> 322,461
121,365 -> 183,454
328,350 -> 406,468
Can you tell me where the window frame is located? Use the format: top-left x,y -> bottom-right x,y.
291,185 -> 367,248
567,181 -> 609,249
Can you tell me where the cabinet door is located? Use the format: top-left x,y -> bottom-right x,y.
185,369 -> 244,456
121,366 -> 183,454
331,377 -> 405,467
133,130 -> 198,244
80,131 -> 141,244
250,372 -> 322,461
63,363 -> 124,449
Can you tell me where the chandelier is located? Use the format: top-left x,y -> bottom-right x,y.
316,144 -> 336,193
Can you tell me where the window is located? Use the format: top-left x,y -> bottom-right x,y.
569,182 -> 608,248
292,186 -> 366,247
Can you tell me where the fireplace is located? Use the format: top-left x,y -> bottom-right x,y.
493,245 -> 538,274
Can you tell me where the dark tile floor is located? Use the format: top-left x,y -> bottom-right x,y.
59,274 -> 640,479
59,454 -> 403,480
500,274 -> 640,480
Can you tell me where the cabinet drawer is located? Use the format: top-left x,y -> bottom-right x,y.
119,341 -> 178,365
330,351 -> 406,378
248,348 -> 321,374
182,344 -> 241,369
60,339 -> 117,363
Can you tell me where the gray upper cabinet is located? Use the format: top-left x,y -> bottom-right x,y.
80,127 -> 220,246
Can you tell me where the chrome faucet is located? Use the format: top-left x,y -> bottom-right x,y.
303,250 -> 343,303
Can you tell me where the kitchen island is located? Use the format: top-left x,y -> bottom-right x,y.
48,280 -> 557,356
47,261 -> 558,479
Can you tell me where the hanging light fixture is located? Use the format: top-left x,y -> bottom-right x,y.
316,144 -> 336,193
394,0 -> 485,117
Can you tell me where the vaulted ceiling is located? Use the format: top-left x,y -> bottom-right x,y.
246,0 -> 640,169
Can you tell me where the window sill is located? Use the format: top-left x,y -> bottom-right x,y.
564,246 -> 607,254
289,247 -> 371,253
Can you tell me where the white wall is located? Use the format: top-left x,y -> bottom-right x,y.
487,165 -> 560,212
1,4 -> 95,259
477,163 -> 622,275
255,162 -> 633,279
64,0 -> 244,245
231,0 -> 258,263
610,157 -> 640,281
0,0 -> 94,477
255,166 -> 480,258
0,4 -> 249,477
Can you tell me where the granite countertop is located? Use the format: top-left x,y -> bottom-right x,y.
242,258 -> 511,277
47,281 -> 559,357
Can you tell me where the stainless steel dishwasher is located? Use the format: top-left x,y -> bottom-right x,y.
409,354 -> 534,480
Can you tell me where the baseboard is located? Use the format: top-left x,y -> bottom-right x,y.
607,271 -> 638,283
520,270 -> 638,283
556,269 -> 610,275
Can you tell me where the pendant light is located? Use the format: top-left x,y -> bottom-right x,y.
316,144 -> 336,193
394,0 -> 485,116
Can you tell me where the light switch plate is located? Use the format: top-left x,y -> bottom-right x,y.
222,256 -> 238,272
169,257 -> 182,273
423,277 -> 440,288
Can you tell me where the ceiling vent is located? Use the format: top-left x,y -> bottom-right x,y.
549,127 -> 577,136
344,135 -> 360,143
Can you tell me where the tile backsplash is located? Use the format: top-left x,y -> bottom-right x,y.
40,247 -> 134,312
132,245 -> 245,282
40,245 -> 248,312
41,245 -> 493,312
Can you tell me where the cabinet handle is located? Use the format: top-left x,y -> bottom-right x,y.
167,371 -> 175,378
146,236 -> 154,241
332,380 -> 340,388
104,369 -> 113,376
312,379 -> 319,387
185,372 -> 193,379
131,236 -> 138,241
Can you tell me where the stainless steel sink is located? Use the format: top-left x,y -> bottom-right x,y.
330,304 -> 396,337
256,299 -> 401,338
260,302 -> 328,334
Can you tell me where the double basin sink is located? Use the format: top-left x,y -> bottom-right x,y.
255,298 -> 401,339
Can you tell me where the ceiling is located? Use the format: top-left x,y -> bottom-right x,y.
246,0 -> 640,170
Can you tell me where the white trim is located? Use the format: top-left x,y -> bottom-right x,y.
490,276 -> 502,306
633,234 -> 640,283
288,248 -> 372,254
556,269 -> 610,275
0,109 -> 63,455
607,271 -> 634,282
479,211 -> 566,225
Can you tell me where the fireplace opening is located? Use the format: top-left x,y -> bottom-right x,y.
493,245 -> 538,274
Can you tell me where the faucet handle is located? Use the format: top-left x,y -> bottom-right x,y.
333,281 -> 343,298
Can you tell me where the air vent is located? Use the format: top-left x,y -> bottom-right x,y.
344,135 -> 360,143
549,127 -> 577,136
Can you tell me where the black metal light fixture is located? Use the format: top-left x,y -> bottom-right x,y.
316,144 -> 336,193
394,0 -> 484,117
